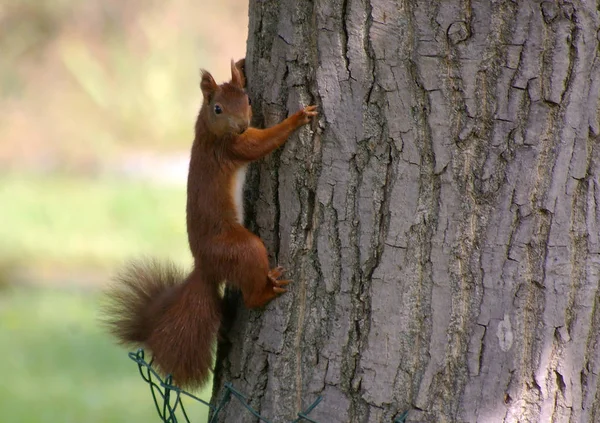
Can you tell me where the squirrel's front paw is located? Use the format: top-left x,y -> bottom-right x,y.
297,105 -> 318,126
268,266 -> 290,294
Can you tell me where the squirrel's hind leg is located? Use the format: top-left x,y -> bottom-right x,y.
201,229 -> 289,309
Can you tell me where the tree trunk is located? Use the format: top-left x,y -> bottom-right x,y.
212,1 -> 600,422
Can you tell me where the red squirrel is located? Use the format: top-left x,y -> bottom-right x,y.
104,59 -> 318,388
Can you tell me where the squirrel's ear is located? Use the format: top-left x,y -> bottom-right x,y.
230,59 -> 245,89
200,70 -> 218,101
234,58 -> 247,88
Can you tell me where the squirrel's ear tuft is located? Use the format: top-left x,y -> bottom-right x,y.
200,70 -> 218,100
230,59 -> 245,89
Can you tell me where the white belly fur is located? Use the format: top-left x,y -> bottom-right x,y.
233,165 -> 248,224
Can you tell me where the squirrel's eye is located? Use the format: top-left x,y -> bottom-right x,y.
214,104 -> 222,115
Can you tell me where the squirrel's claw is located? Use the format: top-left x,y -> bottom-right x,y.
268,267 -> 290,293
296,105 -> 318,125
304,105 -> 318,114
268,266 -> 284,280
273,279 -> 291,287
303,105 -> 318,118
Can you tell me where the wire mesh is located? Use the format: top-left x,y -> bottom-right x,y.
128,349 -> 324,423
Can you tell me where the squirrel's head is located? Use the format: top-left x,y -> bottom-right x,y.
200,60 -> 251,137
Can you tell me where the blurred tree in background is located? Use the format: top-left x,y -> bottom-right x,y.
0,1 -> 247,421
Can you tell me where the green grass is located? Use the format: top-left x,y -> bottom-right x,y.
0,171 -> 213,421
0,285 -> 211,423
0,172 -> 192,276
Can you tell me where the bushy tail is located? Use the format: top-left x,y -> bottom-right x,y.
102,260 -> 221,389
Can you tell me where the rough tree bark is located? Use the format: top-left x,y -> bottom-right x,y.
211,1 -> 600,422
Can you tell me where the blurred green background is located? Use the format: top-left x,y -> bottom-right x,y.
0,1 -> 247,421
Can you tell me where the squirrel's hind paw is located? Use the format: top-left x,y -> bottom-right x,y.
268,266 -> 291,290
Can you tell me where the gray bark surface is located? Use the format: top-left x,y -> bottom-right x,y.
212,1 -> 600,422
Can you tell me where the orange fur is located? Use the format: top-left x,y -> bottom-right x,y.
103,59 -> 318,389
